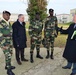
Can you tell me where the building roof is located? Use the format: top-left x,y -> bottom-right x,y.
57,14 -> 70,16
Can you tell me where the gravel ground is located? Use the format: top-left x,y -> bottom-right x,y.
0,47 -> 71,75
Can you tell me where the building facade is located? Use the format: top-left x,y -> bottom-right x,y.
56,14 -> 70,23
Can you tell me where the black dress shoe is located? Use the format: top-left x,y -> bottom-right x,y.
5,66 -> 15,70
21,58 -> 28,62
17,61 -> 22,65
62,66 -> 71,69
70,73 -> 76,75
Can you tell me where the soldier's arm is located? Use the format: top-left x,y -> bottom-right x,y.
9,24 -> 13,53
55,17 -> 58,35
28,22 -> 33,37
29,21 -> 36,43
9,23 -> 12,37
43,17 -> 49,38
44,19 -> 49,36
44,21 -> 47,38
0,24 -> 3,46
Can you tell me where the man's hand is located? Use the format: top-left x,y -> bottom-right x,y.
58,26 -> 63,32
2,46 -> 8,50
31,38 -> 34,42
17,45 -> 19,47
54,33 -> 57,37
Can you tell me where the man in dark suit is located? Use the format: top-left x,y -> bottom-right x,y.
12,14 -> 28,65
59,14 -> 76,75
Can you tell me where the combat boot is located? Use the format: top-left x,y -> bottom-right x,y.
30,53 -> 34,63
5,63 -> 15,70
46,50 -> 50,59
7,69 -> 15,75
36,51 -> 43,59
5,66 -> 15,70
50,52 -> 54,59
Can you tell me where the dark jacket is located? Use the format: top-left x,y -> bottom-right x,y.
61,23 -> 76,63
12,20 -> 27,48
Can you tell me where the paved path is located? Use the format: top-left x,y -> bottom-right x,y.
0,47 -> 71,75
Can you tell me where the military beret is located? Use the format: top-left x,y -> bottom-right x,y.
3,10 -> 11,15
49,9 -> 54,12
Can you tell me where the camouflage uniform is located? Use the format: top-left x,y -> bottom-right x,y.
29,19 -> 43,63
44,16 -> 58,59
0,20 -> 13,69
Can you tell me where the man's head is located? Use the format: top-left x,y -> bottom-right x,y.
18,14 -> 24,22
35,12 -> 40,20
49,8 -> 54,16
73,14 -> 76,23
3,10 -> 11,21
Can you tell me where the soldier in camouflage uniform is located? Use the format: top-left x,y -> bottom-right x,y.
0,11 -> 15,75
29,12 -> 43,63
44,9 -> 58,59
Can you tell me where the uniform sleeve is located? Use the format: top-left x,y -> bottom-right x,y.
0,23 -> 3,46
44,18 -> 49,37
44,21 -> 47,36
42,20 -> 44,30
28,21 -> 33,37
55,17 -> 58,35
9,23 -> 12,37
9,23 -> 13,50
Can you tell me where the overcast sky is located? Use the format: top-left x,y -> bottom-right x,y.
0,0 -> 76,15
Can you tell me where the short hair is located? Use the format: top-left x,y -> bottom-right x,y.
18,14 -> 24,18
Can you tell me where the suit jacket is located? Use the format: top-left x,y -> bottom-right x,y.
12,20 -> 27,48
61,23 -> 76,63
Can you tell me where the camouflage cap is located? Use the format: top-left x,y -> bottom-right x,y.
3,10 -> 11,15
49,9 -> 54,12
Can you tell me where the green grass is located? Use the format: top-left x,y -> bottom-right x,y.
54,34 -> 67,47
58,23 -> 69,29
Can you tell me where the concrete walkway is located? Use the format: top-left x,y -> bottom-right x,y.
0,47 -> 71,75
